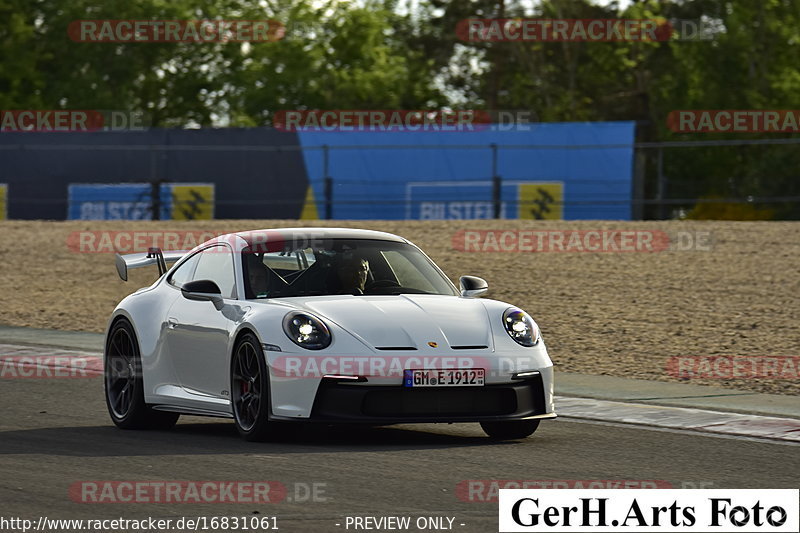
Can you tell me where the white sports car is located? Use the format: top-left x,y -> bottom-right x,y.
104,228 -> 555,441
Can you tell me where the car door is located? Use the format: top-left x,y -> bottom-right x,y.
165,244 -> 238,398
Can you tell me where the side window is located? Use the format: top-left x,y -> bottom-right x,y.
192,246 -> 237,299
261,248 -> 316,274
168,253 -> 201,289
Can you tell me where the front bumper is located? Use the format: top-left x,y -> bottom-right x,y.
300,374 -> 555,424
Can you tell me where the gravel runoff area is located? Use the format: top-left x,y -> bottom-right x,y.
0,219 -> 797,396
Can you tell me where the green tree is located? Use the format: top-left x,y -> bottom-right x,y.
0,0 -> 44,108
227,0 -> 444,126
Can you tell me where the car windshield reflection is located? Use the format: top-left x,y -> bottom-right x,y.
242,239 -> 458,299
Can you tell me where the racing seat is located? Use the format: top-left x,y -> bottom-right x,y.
244,253 -> 288,298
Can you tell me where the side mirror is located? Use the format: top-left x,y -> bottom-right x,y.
182,279 -> 224,310
460,275 -> 488,298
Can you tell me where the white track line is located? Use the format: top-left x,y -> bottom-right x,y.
557,396 -> 800,442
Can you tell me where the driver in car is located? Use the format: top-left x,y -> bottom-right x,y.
336,255 -> 369,294
245,254 -> 270,298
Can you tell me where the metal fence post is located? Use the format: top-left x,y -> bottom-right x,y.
323,145 -> 333,220
633,149 -> 646,220
656,147 -> 666,219
149,147 -> 160,220
491,143 -> 502,219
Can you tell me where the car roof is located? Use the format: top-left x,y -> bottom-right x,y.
234,227 -> 409,248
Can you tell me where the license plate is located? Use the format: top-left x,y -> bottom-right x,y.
403,368 -> 485,387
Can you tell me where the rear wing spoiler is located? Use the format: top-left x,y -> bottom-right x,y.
115,247 -> 187,281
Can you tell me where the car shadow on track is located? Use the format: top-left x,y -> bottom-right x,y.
0,420 -> 528,457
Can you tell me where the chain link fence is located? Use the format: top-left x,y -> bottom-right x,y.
1,137 -> 798,220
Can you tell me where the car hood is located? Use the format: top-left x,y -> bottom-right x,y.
282,294 -> 493,350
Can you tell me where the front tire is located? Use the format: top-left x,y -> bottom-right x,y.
231,333 -> 273,441
104,319 -> 179,430
480,419 -> 540,440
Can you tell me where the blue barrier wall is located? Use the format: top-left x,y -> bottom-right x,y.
0,122 -> 634,220
298,121 -> 635,220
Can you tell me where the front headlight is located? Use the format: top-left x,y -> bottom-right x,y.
282,312 -> 332,350
502,308 -> 540,347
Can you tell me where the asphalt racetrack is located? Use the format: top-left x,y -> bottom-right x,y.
1,373 -> 797,533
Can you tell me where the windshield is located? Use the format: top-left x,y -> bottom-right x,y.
242,239 -> 458,299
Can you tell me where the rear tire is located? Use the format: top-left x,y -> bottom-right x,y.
480,420 -> 540,440
231,333 -> 273,441
104,319 -> 180,430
